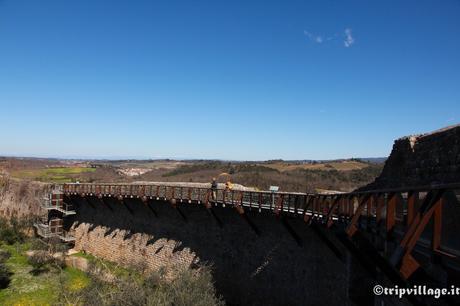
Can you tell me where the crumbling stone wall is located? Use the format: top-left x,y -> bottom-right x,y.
74,223 -> 196,273
362,124 -> 460,190
69,196 -> 349,306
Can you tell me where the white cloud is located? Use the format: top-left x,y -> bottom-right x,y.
304,28 -> 356,48
303,30 -> 313,38
344,28 -> 354,47
304,30 -> 323,44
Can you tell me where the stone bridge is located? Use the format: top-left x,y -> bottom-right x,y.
33,124 -> 460,305
35,181 -> 460,306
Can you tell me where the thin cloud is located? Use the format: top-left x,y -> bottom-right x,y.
304,30 -> 323,44
325,34 -> 337,41
303,30 -> 313,38
304,29 -> 355,48
344,28 -> 354,47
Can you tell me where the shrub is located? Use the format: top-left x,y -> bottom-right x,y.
0,217 -> 28,245
48,236 -> 69,254
151,265 -> 224,306
0,263 -> 11,289
0,249 -> 11,263
0,175 -> 10,198
62,277 -> 106,306
28,250 -> 53,274
65,264 -> 224,306
111,279 -> 148,306
29,237 -> 49,251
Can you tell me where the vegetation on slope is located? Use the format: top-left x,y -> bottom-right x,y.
0,242 -> 90,306
63,259 -> 224,306
156,160 -> 383,192
1,157 -> 384,192
11,167 -> 96,183
0,217 -> 224,306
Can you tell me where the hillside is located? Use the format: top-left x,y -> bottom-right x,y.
0,157 -> 384,193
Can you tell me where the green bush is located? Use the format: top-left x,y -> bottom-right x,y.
0,249 -> 11,263
153,266 -> 224,306
0,249 -> 12,288
64,264 -> 224,306
28,250 -> 53,275
0,217 -> 27,245
0,263 -> 11,289
28,237 -> 49,251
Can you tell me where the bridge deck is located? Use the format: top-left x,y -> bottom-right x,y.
57,182 -> 460,304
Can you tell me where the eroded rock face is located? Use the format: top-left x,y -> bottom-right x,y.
0,176 -> 49,218
362,124 -> 460,190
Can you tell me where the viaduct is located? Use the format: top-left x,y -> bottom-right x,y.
33,125 -> 460,306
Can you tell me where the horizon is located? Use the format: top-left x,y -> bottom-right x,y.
0,153 -> 386,162
1,0 -> 459,160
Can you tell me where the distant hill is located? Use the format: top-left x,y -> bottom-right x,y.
357,157 -> 387,164
0,157 -> 385,192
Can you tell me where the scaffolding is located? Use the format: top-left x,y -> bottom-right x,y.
34,187 -> 75,243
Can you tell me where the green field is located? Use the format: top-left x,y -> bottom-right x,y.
11,167 -> 96,183
0,242 -> 90,306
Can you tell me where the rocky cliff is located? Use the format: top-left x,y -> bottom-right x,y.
0,176 -> 49,218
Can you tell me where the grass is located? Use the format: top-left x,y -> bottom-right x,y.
65,267 -> 90,292
11,167 -> 96,183
68,252 -> 224,306
0,241 -> 90,306
0,245 -> 223,305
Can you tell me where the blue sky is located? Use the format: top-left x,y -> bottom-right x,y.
0,0 -> 459,160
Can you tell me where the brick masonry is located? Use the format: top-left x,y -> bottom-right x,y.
68,196 -> 349,306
